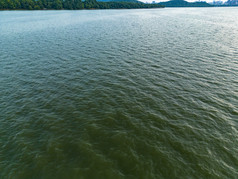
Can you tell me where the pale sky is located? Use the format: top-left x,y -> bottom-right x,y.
140,0 -> 218,3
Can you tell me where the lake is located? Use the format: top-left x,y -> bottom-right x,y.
0,8 -> 238,178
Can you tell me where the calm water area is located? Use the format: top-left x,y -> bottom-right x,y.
0,7 -> 238,178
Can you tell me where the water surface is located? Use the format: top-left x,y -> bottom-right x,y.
0,8 -> 238,178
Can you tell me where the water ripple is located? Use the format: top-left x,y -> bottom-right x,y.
1,8 -> 238,179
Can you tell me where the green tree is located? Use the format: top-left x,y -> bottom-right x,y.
52,0 -> 63,9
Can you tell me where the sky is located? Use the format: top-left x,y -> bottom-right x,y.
140,0 -> 217,3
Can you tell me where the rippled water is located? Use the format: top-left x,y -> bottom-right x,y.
0,8 -> 238,178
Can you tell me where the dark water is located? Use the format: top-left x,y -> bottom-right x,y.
0,8 -> 238,178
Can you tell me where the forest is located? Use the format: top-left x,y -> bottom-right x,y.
0,0 -> 164,10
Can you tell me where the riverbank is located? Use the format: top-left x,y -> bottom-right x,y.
0,0 -> 164,10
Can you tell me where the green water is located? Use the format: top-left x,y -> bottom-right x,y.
0,8 -> 238,179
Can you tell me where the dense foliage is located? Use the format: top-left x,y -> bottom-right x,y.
0,0 -> 164,10
159,0 -> 212,7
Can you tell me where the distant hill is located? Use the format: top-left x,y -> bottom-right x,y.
225,0 -> 238,5
159,0 -> 212,7
97,0 -> 141,3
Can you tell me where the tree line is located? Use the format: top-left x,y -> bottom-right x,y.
0,0 -> 164,10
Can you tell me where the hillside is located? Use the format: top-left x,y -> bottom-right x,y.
159,0 -> 212,7
97,0 -> 141,3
